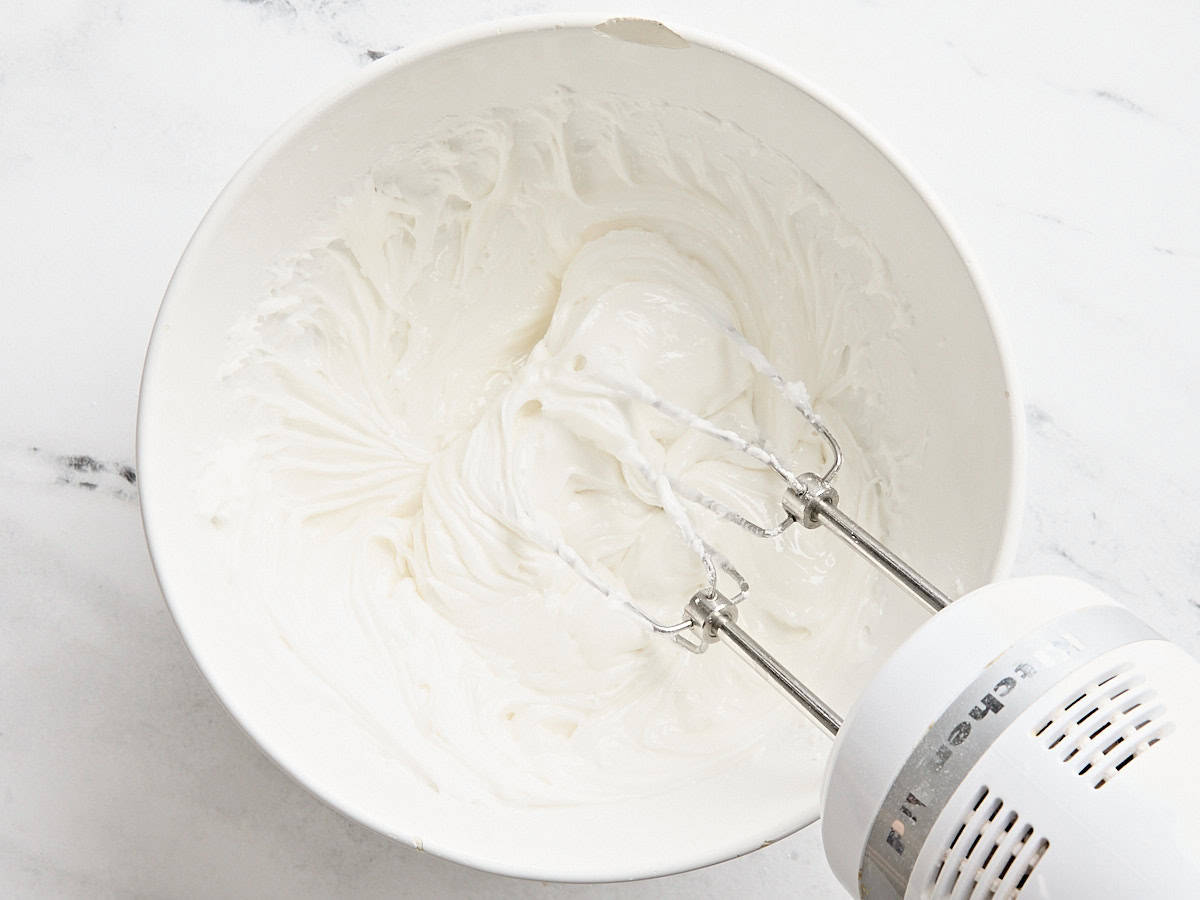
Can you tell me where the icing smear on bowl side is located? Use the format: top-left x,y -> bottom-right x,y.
202,90 -> 913,807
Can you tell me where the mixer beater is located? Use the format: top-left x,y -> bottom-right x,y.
570,334 -> 951,737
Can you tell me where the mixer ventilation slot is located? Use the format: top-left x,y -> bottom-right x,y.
927,786 -> 1048,899
1032,665 -> 1173,789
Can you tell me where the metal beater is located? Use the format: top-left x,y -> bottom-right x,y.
577,331 -> 954,738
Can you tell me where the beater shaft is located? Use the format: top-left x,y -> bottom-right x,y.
781,476 -> 950,614
683,590 -> 843,736
720,617 -> 843,735
812,500 -> 950,613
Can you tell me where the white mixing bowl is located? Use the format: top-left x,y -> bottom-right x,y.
138,16 -> 1023,882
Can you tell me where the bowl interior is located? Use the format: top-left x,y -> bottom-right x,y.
138,19 -> 1020,882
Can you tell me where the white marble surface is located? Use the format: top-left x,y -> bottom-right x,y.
3,2 -> 1199,896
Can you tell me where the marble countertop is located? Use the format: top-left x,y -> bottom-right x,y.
4,2 -> 1198,897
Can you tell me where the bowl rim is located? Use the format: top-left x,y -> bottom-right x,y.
137,12 -> 1026,884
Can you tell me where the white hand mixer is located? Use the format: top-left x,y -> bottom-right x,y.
545,322 -> 1200,899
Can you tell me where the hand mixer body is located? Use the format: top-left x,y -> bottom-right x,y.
820,576 -> 1200,899
537,310 -> 1200,896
